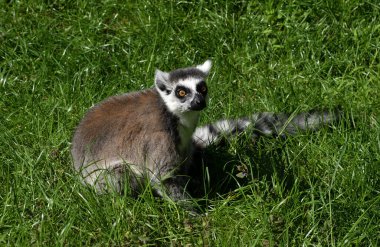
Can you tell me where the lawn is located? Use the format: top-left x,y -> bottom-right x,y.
1,0 -> 379,246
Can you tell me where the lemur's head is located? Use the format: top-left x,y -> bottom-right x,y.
155,60 -> 212,116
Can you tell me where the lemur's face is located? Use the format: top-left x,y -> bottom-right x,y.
172,76 -> 208,111
155,60 -> 211,116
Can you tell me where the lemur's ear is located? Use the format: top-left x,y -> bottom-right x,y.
155,69 -> 171,92
196,60 -> 212,76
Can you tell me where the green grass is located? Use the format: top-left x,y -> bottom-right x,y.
1,0 -> 380,245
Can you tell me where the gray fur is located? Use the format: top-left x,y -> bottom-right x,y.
72,60 -> 212,202
72,59 -> 339,205
169,68 -> 206,82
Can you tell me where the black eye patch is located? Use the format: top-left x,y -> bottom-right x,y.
196,81 -> 208,95
175,86 -> 191,99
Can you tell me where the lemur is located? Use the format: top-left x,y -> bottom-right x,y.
71,60 -> 338,203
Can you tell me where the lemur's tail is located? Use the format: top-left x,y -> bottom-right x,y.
192,109 -> 341,148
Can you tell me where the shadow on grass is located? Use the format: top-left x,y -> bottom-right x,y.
186,111 -> 349,205
187,137 -> 295,201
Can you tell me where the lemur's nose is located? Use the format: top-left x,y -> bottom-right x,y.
190,94 -> 206,111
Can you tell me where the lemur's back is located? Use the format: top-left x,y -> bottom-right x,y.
72,89 -> 181,191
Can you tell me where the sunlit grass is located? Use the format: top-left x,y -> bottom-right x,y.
1,0 -> 379,245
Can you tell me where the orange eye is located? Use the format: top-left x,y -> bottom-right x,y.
201,86 -> 207,93
178,90 -> 186,97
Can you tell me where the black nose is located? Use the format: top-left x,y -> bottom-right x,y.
190,94 -> 206,111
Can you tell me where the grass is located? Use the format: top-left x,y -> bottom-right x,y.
1,0 -> 379,245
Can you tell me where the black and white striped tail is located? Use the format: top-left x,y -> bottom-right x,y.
192,109 -> 340,148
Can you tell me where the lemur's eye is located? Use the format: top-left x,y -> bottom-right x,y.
196,81 -> 207,94
178,90 -> 186,97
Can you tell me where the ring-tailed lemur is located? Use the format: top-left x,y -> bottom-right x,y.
71,60 -> 339,203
